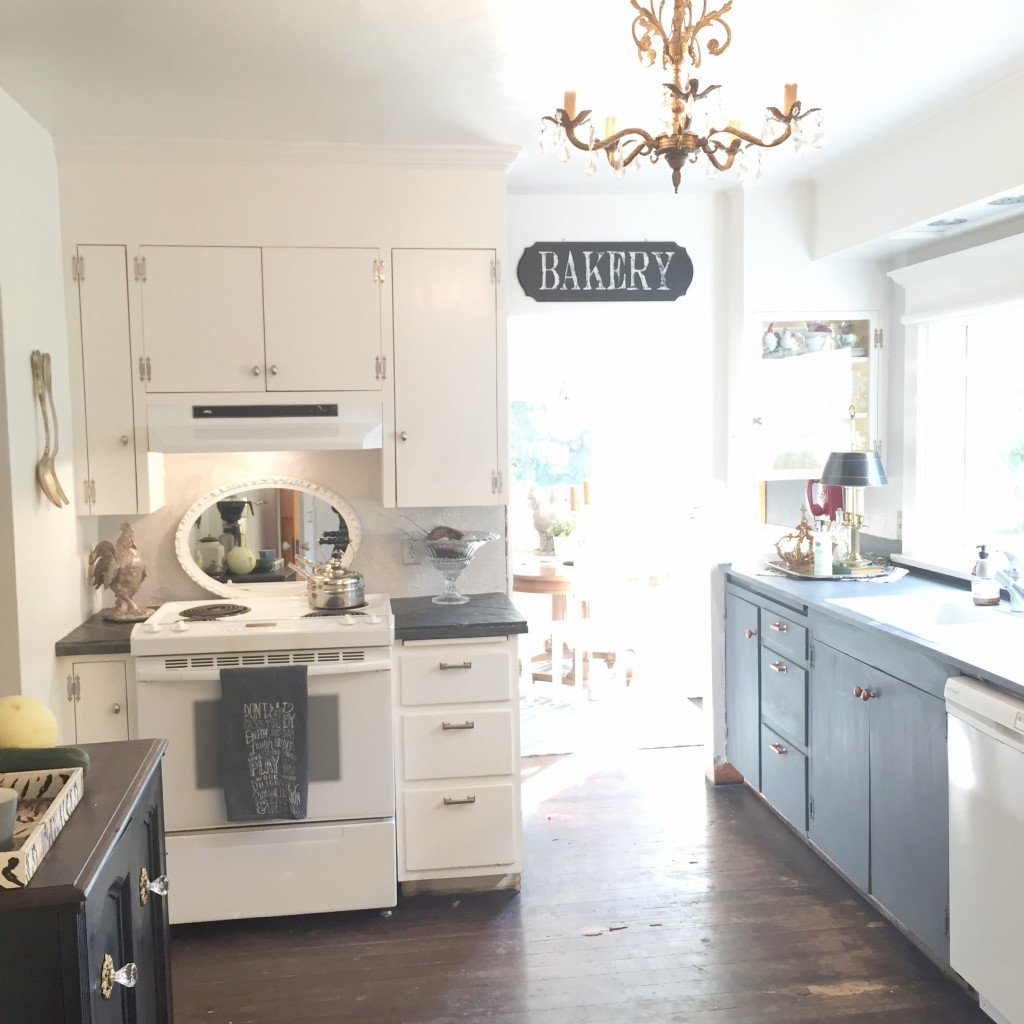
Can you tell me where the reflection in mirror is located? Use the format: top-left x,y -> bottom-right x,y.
175,477 -> 362,598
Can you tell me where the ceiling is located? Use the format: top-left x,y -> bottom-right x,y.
2,0 -> 1024,212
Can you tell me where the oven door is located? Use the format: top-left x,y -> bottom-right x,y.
135,656 -> 394,832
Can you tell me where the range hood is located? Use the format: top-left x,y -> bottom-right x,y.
145,393 -> 383,453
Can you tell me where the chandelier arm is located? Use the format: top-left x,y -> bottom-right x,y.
630,1 -> 670,66
553,110 -> 660,155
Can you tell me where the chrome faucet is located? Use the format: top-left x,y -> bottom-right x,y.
995,551 -> 1024,613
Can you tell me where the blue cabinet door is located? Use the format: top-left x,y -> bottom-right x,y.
725,592 -> 760,788
808,642 -> 870,890
869,677 -> 949,962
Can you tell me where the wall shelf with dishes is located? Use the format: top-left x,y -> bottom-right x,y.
755,313 -> 885,482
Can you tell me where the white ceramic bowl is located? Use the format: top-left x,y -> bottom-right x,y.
802,331 -> 832,352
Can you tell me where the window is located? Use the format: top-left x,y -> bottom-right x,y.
907,303 -> 1024,567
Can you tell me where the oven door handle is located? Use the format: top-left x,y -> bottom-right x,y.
135,657 -> 391,683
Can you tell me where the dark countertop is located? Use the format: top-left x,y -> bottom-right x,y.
725,564 -> 1024,697
56,592 -> 529,655
55,611 -> 139,657
391,591 -> 528,642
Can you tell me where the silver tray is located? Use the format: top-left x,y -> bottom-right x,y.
763,560 -> 896,582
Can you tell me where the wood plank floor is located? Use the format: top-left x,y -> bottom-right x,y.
169,747 -> 988,1023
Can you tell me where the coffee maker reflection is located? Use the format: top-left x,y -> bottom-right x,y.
216,498 -> 254,553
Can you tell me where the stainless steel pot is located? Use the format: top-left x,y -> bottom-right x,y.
290,554 -> 366,610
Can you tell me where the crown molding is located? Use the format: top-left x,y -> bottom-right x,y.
54,137 -> 521,169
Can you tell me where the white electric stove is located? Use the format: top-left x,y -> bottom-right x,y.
130,591 -> 397,924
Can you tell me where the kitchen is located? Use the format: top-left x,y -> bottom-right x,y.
2,2 -> 1024,1022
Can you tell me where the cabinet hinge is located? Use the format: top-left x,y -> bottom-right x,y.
873,327 -> 883,349
809,796 -> 814,821
133,255 -> 147,282
374,355 -> 388,380
138,355 -> 152,382
373,258 -> 386,284
490,258 -> 501,285
809,643 -> 815,668
71,254 -> 85,282
944,904 -> 950,937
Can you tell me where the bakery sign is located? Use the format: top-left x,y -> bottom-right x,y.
516,241 -> 693,303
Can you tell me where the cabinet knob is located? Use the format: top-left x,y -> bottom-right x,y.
139,866 -> 170,906
100,954 -> 138,998
744,628 -> 756,639
119,434 -> 130,446
769,742 -> 788,756
769,622 -> 788,633
269,364 -> 279,375
853,685 -> 875,701
769,660 -> 788,674
399,431 -> 409,441
252,365 -> 262,377
752,416 -> 763,426
111,702 -> 121,715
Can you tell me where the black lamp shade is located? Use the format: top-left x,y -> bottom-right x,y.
819,451 -> 888,487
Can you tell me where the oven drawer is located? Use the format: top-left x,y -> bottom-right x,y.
402,709 -> 514,781
398,646 -> 512,706
403,782 -> 516,871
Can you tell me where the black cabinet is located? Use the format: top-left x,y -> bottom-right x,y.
0,740 -> 172,1024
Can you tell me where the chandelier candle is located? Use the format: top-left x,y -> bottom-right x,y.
540,0 -> 824,190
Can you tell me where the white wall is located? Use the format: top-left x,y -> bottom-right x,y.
0,89 -> 86,704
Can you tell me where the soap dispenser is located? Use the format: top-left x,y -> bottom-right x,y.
971,544 -> 1000,606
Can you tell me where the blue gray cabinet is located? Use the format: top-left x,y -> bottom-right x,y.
809,637 -> 950,962
724,590 -> 760,788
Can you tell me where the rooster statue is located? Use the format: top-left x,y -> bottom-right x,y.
527,485 -> 558,555
88,522 -> 149,621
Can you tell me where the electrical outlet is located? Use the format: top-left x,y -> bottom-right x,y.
402,538 -> 420,564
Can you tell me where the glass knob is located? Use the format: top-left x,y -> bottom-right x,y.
139,866 -> 170,905
100,953 -> 138,998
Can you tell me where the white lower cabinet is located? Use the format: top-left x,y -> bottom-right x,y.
393,635 -> 522,889
60,656 -> 132,743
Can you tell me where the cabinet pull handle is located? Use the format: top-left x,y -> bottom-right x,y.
439,661 -> 472,671
399,430 -> 409,442
769,622 -> 788,633
252,365 -> 262,377
139,867 -> 169,906
443,795 -> 477,806
441,720 -> 475,730
744,628 -> 756,639
120,434 -> 130,446
852,685 -> 876,701
380,355 -> 387,379
769,661 -> 788,673
269,364 -> 279,376
769,742 -> 788,756
111,702 -> 121,715
66,673 -> 74,702
100,954 -> 138,998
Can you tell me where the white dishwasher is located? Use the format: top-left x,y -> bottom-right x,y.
946,675 -> 1024,1024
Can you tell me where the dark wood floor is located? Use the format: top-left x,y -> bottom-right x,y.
169,747 -> 988,1023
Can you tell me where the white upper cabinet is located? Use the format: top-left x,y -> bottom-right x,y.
137,245 -> 383,394
262,247 -> 382,392
138,245 -> 265,393
392,248 -> 504,508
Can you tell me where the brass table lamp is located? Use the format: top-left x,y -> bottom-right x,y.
819,451 -> 888,568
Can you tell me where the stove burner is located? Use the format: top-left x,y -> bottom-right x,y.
303,604 -> 369,617
179,602 -> 252,621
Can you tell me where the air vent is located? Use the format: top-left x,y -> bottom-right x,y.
158,648 -> 370,671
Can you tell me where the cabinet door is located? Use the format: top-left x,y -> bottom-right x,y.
869,678 -> 949,961
724,592 -> 760,788
71,660 -> 130,743
137,245 -> 264,393
75,245 -> 139,514
807,642 -> 870,890
392,249 -> 500,507
262,247 -> 382,392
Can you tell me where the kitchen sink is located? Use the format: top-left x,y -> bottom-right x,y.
826,591 -> 1023,644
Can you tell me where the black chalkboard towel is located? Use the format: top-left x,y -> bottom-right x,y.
219,665 -> 309,822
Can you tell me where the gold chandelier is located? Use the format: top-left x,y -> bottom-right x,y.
540,0 -> 824,192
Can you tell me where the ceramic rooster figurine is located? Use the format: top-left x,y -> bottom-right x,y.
88,522 -> 149,621
527,485 -> 558,555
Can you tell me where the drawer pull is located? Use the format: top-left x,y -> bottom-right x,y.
853,685 -> 876,702
139,867 -> 169,906
769,660 -> 788,674
439,661 -> 472,671
744,628 -> 756,639
443,795 -> 477,806
100,954 -> 138,998
441,720 -> 475,730
769,621 -> 789,633
769,742 -> 788,756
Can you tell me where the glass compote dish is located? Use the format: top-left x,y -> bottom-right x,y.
420,531 -> 498,604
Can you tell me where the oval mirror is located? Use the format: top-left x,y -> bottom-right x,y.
174,476 -> 362,599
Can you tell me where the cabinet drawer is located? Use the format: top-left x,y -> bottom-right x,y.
759,648 -> 807,746
399,647 -> 511,706
403,782 -> 516,871
760,610 -> 807,663
760,724 -> 808,832
402,709 -> 514,781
